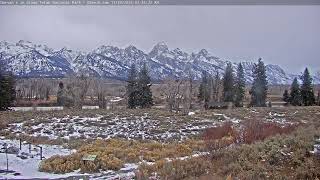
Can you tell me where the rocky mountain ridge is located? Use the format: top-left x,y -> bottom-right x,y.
0,40 -> 319,84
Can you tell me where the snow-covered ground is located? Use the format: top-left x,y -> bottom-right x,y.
11,106 -> 99,112
5,111 -> 295,143
0,136 -> 209,179
0,137 -> 142,179
265,112 -> 297,125
0,110 -> 301,179
6,113 -> 226,142
0,137 -> 85,179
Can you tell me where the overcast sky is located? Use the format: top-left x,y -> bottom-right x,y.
0,5 -> 319,74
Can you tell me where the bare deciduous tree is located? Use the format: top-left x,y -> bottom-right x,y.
161,78 -> 190,112
65,74 -> 91,109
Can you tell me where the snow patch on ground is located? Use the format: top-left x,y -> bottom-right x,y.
0,137 -> 85,179
6,114 -> 221,142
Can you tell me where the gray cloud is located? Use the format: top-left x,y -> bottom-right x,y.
0,5 -> 319,73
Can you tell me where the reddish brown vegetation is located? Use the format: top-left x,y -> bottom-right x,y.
203,120 -> 297,150
202,122 -> 238,151
242,120 -> 297,144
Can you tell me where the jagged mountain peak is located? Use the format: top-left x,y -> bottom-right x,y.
124,45 -> 143,54
198,49 -> 209,56
155,41 -> 168,48
93,45 -> 119,54
17,40 -> 32,45
149,42 -> 169,57
60,47 -> 73,53
0,40 -> 10,46
0,40 -> 318,84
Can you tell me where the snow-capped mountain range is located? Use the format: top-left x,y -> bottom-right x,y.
0,40 -> 319,85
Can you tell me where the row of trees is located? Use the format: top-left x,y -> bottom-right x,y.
197,70 -> 222,108
15,78 -> 51,101
57,75 -> 100,109
198,58 -> 268,108
0,63 -> 15,110
283,68 -> 318,106
126,63 -> 153,109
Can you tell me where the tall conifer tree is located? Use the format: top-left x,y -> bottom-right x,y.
234,63 -> 245,107
126,64 -> 138,109
289,77 -> 302,106
223,62 -> 235,102
301,68 -> 315,106
250,58 -> 268,107
198,71 -> 210,109
0,62 -> 16,111
137,63 -> 153,108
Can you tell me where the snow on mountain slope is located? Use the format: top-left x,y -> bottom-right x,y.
0,40 -> 318,84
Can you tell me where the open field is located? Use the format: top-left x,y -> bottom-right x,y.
1,106 -> 320,179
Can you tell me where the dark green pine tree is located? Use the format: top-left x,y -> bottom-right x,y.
137,63 -> 153,108
289,77 -> 302,106
223,62 -> 235,102
234,63 -> 245,107
198,71 -> 210,109
282,89 -> 290,105
250,58 -> 268,107
300,68 -> 315,106
0,63 -> 16,111
126,64 -> 138,109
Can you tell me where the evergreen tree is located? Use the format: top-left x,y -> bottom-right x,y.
223,63 -> 234,102
289,77 -> 302,106
300,68 -> 315,106
212,72 -> 221,102
234,63 -> 245,107
282,89 -> 290,105
198,71 -> 210,109
198,71 -> 206,101
137,63 -> 153,108
250,58 -> 268,107
126,64 -> 138,109
0,63 -> 16,111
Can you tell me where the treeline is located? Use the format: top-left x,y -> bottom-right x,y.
198,58 -> 268,108
56,63 -> 154,110
0,63 -> 15,110
1,58 -> 319,111
283,68 -> 320,106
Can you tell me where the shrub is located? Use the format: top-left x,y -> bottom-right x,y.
210,126 -> 320,179
39,154 -> 81,174
137,156 -> 211,180
202,122 -> 238,151
39,139 -> 206,174
99,154 -> 124,171
242,120 -> 296,144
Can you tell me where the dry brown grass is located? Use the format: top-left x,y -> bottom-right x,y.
39,138 -> 206,173
138,126 -> 320,180
2,106 -> 320,178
